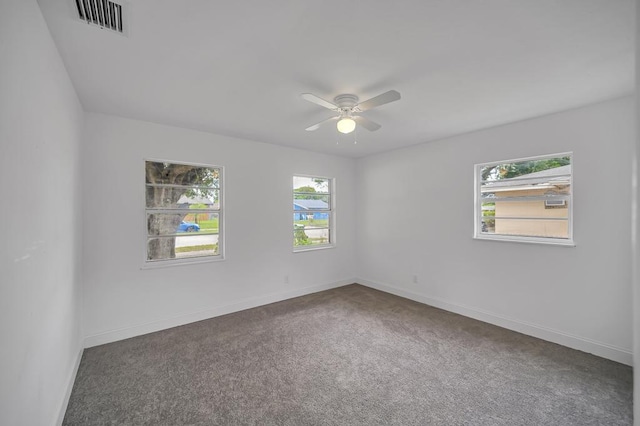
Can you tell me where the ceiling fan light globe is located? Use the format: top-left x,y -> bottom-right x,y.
337,118 -> 356,134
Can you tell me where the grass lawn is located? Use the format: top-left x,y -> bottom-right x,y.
197,218 -> 219,232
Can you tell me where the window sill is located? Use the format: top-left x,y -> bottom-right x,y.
293,244 -> 335,253
141,255 -> 225,269
473,234 -> 575,247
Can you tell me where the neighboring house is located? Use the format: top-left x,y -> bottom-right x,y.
177,194 -> 218,209
294,199 -> 329,220
177,194 -> 219,222
482,165 -> 571,238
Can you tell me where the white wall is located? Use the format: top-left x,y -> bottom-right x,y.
0,1 -> 84,425
82,113 -> 357,346
357,96 -> 635,365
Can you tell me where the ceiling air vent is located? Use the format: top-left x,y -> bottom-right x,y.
74,0 -> 125,34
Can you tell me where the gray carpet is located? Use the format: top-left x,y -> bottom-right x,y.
63,284 -> 632,425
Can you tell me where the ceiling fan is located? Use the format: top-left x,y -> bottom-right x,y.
301,90 -> 401,134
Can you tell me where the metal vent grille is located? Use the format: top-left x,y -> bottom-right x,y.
75,0 -> 124,33
544,199 -> 567,208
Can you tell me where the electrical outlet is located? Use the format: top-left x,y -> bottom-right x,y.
412,275 -> 418,284
284,275 -> 289,284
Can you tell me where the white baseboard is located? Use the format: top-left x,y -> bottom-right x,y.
57,346 -> 83,426
358,278 -> 633,366
84,279 -> 354,348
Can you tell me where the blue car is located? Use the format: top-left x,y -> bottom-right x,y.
177,221 -> 200,232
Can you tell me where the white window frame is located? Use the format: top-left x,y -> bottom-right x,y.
293,174 -> 335,252
143,159 -> 224,268
474,152 -> 574,246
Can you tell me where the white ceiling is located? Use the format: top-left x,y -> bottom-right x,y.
37,0 -> 634,158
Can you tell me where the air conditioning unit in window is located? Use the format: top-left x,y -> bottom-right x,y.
545,199 -> 567,208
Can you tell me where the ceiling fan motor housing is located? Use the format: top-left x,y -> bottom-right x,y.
334,94 -> 359,117
334,94 -> 359,108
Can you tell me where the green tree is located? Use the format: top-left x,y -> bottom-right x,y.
294,226 -> 311,246
294,185 -> 329,203
294,186 -> 317,199
481,156 -> 570,181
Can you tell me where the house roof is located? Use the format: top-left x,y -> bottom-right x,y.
294,200 -> 329,210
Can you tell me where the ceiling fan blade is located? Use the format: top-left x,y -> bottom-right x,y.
354,116 -> 381,131
305,116 -> 338,131
301,93 -> 338,110
357,90 -> 401,111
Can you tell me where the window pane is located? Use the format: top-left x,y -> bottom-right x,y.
146,187 -> 219,209
293,212 -> 330,229
147,213 -> 219,237
293,194 -> 330,210
145,161 -> 219,187
293,227 -> 330,247
147,234 -> 219,261
294,200 -> 331,245
293,176 -> 329,193
480,158 -> 570,183
175,233 -> 219,257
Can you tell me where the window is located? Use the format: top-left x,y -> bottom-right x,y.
145,160 -> 222,264
475,153 -> 573,245
293,175 -> 333,250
